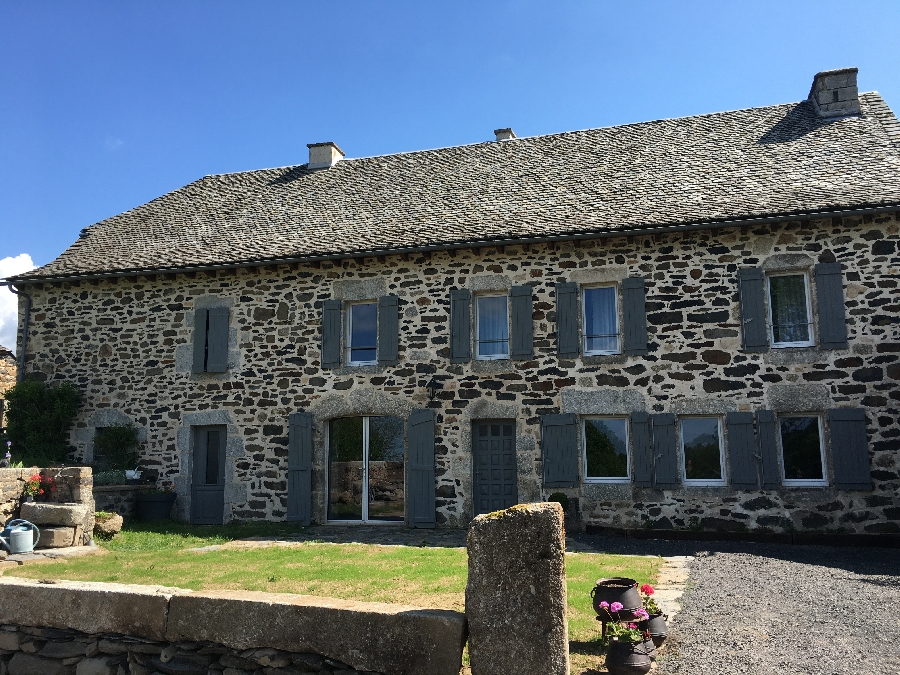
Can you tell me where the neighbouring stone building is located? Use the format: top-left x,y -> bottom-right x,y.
3,68 -> 899,533
0,345 -> 16,431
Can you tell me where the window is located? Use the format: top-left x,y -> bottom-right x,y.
767,273 -> 814,347
346,302 -> 378,365
476,295 -> 509,360
779,415 -> 826,486
582,286 -> 620,354
679,417 -> 726,486
583,417 -> 629,482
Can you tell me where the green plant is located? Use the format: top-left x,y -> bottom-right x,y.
2,379 -> 81,467
606,620 -> 646,644
93,424 -> 140,471
93,470 -> 128,486
547,492 -> 570,511
688,516 -> 702,531
23,472 -> 55,498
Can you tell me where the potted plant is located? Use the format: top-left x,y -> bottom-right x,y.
604,619 -> 654,675
23,472 -> 56,502
136,481 -> 177,521
638,583 -> 668,647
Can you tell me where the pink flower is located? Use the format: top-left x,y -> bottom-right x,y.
610,602 -> 624,612
635,609 -> 650,621
629,623 -> 638,629
599,601 -> 609,609
640,584 -> 654,595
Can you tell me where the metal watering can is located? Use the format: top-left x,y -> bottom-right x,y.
0,519 -> 40,554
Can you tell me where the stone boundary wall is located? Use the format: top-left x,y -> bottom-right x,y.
0,577 -> 467,675
92,485 -> 141,520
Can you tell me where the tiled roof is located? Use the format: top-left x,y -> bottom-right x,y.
14,92 -> 900,281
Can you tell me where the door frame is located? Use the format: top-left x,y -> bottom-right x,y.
190,425 -> 226,525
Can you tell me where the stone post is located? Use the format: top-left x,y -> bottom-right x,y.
465,502 -> 569,675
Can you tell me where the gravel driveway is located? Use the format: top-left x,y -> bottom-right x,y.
570,535 -> 900,675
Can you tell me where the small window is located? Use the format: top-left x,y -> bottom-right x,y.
476,295 -> 509,360
780,415 -> 827,486
582,286 -> 620,354
767,273 -> 814,347
346,302 -> 377,365
583,417 -> 629,482
680,417 -> 726,486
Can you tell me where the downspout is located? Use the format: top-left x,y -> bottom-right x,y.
5,284 -> 31,382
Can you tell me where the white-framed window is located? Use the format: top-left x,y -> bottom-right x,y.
582,285 -> 620,355
476,294 -> 509,360
679,416 -> 726,487
346,301 -> 378,365
583,417 -> 630,482
767,273 -> 814,348
779,415 -> 827,487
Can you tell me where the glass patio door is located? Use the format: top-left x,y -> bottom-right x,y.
328,416 -> 405,522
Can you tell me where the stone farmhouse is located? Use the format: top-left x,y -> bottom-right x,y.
4,68 -> 899,532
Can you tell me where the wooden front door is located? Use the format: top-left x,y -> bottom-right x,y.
191,426 -> 226,525
473,420 -> 518,516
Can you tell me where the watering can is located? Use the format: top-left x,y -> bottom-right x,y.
0,519 -> 40,554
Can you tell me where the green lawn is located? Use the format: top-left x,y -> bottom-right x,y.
6,523 -> 659,674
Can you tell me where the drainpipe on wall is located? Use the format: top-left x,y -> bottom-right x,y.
4,283 -> 31,382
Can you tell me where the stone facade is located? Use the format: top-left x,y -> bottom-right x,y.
15,214 -> 900,533
0,346 -> 15,429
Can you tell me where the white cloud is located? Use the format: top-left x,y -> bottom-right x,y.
105,136 -> 124,152
0,254 -> 36,354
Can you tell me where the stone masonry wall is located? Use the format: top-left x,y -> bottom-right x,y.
16,214 -> 900,533
0,467 -> 93,527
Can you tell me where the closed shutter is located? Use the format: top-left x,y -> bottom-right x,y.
287,412 -> 313,525
321,299 -> 342,369
377,295 -> 399,366
651,413 -> 678,488
630,412 -> 652,488
815,263 -> 849,349
192,308 -> 209,373
726,412 -> 759,490
408,408 -> 436,528
206,307 -> 230,373
556,282 -> 579,358
756,410 -> 781,488
510,285 -> 534,360
622,277 -> 648,356
541,413 -> 578,487
828,408 -> 871,490
449,289 -> 471,363
738,268 -> 769,352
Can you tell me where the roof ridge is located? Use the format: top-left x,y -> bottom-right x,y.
863,92 -> 900,152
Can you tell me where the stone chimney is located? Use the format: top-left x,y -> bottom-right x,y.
494,128 -> 516,141
307,142 -> 345,169
808,68 -> 860,118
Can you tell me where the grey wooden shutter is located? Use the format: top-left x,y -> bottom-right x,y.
651,413 -> 679,488
321,299 -> 342,369
377,295 -> 399,366
206,307 -> 230,373
449,289 -> 471,363
814,263 -> 849,349
408,408 -> 436,528
738,268 -> 769,352
556,282 -> 579,358
828,408 -> 871,490
510,285 -> 533,360
541,413 -> 578,487
287,412 -> 313,525
630,412 -> 652,488
622,277 -> 649,356
726,412 -> 759,490
756,409 -> 781,488
192,308 -> 209,373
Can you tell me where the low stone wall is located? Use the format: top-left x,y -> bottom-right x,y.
0,467 -> 94,546
0,577 -> 467,675
92,485 -> 142,520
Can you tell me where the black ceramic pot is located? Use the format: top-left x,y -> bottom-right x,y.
646,613 -> 668,647
591,577 -> 642,621
605,638 -> 652,675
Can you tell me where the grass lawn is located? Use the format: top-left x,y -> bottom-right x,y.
5,522 -> 660,674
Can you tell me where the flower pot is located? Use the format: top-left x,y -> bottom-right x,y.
23,495 -> 34,503
591,577 -> 642,621
136,492 -> 176,521
605,638 -> 653,675
645,613 -> 668,647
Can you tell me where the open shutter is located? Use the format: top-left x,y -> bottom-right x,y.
377,295 -> 399,366
726,412 -> 759,489
541,413 -> 578,487
408,408 -> 436,528
206,307 -> 230,373
556,282 -> 579,358
287,412 -> 313,525
510,285 -> 533,360
449,289 -> 471,363
738,268 -> 769,352
192,308 -> 209,373
828,408 -> 871,490
630,412 -> 652,488
815,263 -> 849,349
651,413 -> 679,488
756,410 -> 781,488
622,277 -> 648,356
321,299 -> 342,369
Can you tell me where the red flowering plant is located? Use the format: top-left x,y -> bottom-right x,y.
23,473 -> 56,499
640,583 -> 662,616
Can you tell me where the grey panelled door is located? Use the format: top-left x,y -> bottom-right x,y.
473,420 -> 517,516
191,426 -> 226,525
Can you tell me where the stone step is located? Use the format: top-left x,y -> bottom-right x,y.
36,527 -> 76,549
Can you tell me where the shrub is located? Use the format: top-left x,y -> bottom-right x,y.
547,491 -> 570,511
93,423 -> 140,470
2,378 -> 81,466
